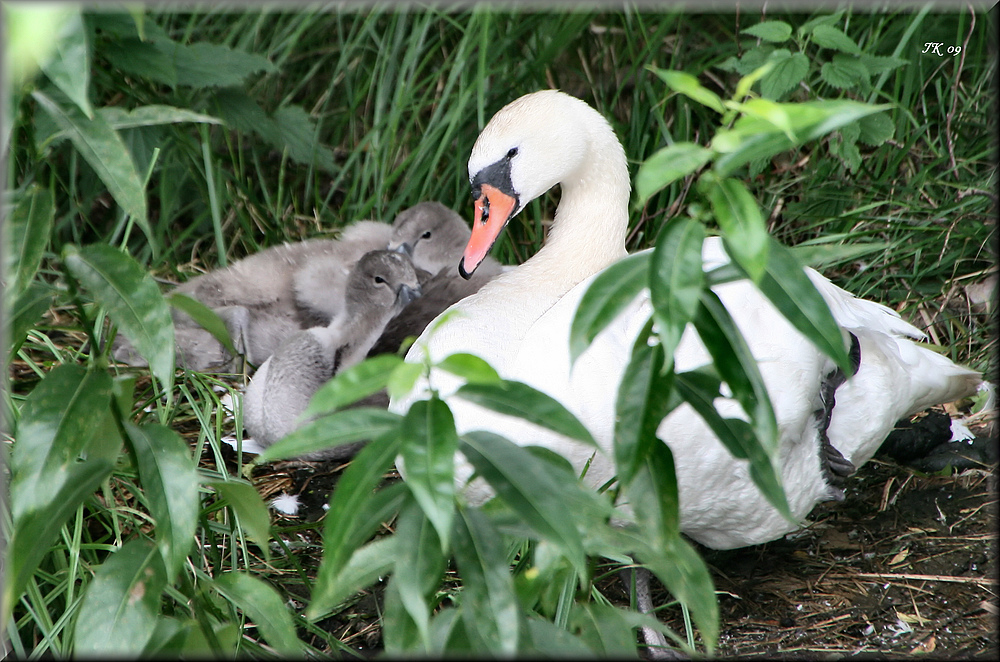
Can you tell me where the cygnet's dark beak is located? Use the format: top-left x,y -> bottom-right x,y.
397,283 -> 421,307
392,242 -> 414,257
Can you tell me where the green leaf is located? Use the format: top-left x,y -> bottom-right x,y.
212,573 -> 303,655
742,20 -> 792,43
613,322 -> 681,487
713,100 -> 887,177
167,293 -> 240,358
310,483 -> 410,619
673,369 -> 791,521
456,380 -> 597,447
798,11 -> 846,38
6,282 -> 54,361
253,407 -> 401,464
300,354 -> 403,420
63,243 -> 174,396
760,51 -> 809,100
706,178 -> 769,283
316,536 -> 399,615
399,397 -> 457,550
39,11 -> 93,118
634,142 -> 713,207
168,41 -> 278,88
308,431 -> 404,619
650,217 -> 705,367
649,67 -> 726,114
820,54 -> 869,90
453,507 -> 521,655
789,239 -> 892,269
857,111 -> 895,146
209,480 -> 273,554
73,540 -> 167,657
460,431 -> 587,577
32,90 -> 151,245
99,105 -> 223,129
756,237 -> 853,373
811,24 -> 862,54
438,353 -> 501,384
569,251 -> 650,364
859,54 -> 908,76
124,423 -> 199,579
4,185 -> 54,299
693,290 -> 778,455
387,360 -> 425,401
392,502 -> 448,651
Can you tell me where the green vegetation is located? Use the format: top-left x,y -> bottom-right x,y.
3,4 -> 994,658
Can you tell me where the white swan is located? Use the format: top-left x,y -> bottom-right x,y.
390,89 -> 981,550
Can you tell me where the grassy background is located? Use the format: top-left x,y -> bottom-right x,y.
3,3 -> 996,657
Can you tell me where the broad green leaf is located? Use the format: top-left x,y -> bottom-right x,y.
308,431 -> 404,620
760,51 -> 809,100
857,111 -> 895,146
613,323 -> 682,487
10,365 -> 113,519
74,541 -> 167,656
567,602 -> 685,657
820,54 -> 869,89
63,243 -> 174,396
756,237 -> 853,373
733,60 -> 775,101
811,25 -> 862,54
438,353 -> 501,384
3,4 -> 77,88
634,142 -> 713,207
456,380 -> 597,447
124,423 -> 199,578
268,105 -> 338,173
399,397 -> 457,549
713,100 -> 887,177
650,217 -> 705,365
693,290 -> 778,454
3,458 -> 114,624
735,98 -> 795,141
460,431 -> 588,576
627,436 -> 682,541
569,251 -> 650,364
789,239 -> 892,269
167,293 -> 239,358
209,480 -> 272,554
102,38 -> 177,87
859,54 -> 908,76
742,20 -> 792,43
211,573 -> 303,655
525,616 -> 598,655
252,407 -> 401,464
387,361 -> 425,401
5,282 -> 54,361
673,369 -> 792,521
649,67 -> 726,114
392,502 -> 447,651
167,41 -> 278,88
300,354 -> 403,420
32,90 -> 151,245
100,105 -> 222,129
707,178 -> 769,283
310,483 -> 409,619
453,507 -> 521,655
798,11 -> 846,38
639,535 -> 719,654
315,536 -> 399,617
39,10 -> 92,118
4,185 -> 54,299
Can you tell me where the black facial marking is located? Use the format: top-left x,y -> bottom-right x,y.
470,154 -> 519,207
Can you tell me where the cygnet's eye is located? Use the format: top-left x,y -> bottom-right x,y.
421,230 -> 432,239
374,275 -> 387,285
506,147 -> 518,159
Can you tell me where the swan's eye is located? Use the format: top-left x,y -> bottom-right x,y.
421,230 -> 432,239
506,147 -> 518,159
374,275 -> 386,285
481,196 -> 491,223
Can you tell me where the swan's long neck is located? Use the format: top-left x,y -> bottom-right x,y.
517,119 -> 631,297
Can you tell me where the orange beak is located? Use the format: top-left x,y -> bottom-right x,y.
460,183 -> 517,279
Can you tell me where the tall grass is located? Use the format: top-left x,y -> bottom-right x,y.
3,3 -> 995,658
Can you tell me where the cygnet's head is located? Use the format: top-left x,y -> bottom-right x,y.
389,202 -> 472,276
345,249 -> 422,316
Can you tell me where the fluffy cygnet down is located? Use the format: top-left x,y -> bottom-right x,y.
242,250 -> 421,453
112,201 -> 493,372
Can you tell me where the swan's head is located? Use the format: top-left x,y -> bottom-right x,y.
460,90 -> 603,278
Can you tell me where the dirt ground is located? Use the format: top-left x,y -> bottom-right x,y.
250,407 -> 998,659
